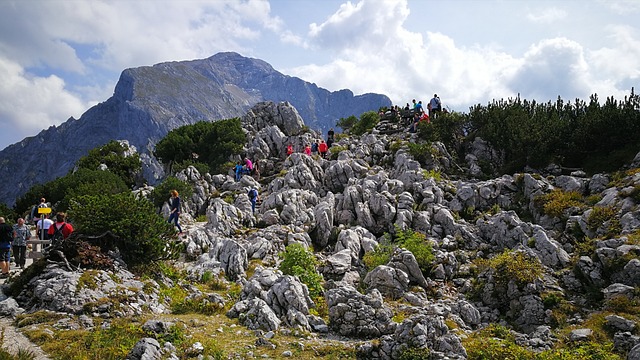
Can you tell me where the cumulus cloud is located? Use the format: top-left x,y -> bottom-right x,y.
0,57 -> 87,150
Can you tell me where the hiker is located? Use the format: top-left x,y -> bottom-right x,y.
12,218 -> 30,269
304,144 -> 311,156
410,112 -> 420,133
311,140 -> 319,155
234,161 -> 244,182
429,94 -> 442,119
327,128 -> 335,147
48,212 -> 74,243
29,197 -> 49,224
286,143 -> 294,157
168,190 -> 183,235
248,188 -> 259,214
415,100 -> 424,114
319,140 -> 328,159
244,158 -> 253,175
36,214 -> 54,240
0,217 -> 13,278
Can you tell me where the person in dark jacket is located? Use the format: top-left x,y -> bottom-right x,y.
168,190 -> 183,234
0,217 -> 13,277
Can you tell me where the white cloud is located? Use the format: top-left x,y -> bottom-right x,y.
526,7 -> 567,23
0,57 -> 87,149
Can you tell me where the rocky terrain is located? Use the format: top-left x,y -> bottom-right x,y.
1,101 -> 639,359
0,52 -> 390,206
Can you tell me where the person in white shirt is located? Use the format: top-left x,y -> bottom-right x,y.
36,216 -> 54,240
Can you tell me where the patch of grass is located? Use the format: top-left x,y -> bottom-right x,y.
422,169 -> 442,181
328,145 -> 348,160
77,269 -> 100,291
195,214 -> 208,222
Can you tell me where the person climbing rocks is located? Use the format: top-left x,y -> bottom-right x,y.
248,188 -> 259,214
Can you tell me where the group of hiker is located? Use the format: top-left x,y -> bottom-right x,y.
0,198 -> 74,277
234,157 -> 257,182
287,127 -> 335,159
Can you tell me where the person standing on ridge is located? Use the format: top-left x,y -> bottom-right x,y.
0,217 -> 13,278
327,128 -> 335,148
429,94 -> 442,119
12,218 -> 30,269
319,140 -> 328,159
168,190 -> 183,235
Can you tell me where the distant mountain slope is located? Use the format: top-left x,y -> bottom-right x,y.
0,52 -> 391,205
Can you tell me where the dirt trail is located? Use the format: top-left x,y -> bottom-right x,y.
0,318 -> 51,359
0,228 -> 51,359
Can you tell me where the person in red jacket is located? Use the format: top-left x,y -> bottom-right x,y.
48,212 -> 74,242
286,143 -> 294,157
318,140 -> 328,159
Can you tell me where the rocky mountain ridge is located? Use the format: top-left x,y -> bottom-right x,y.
0,101 -> 639,359
0,52 -> 391,206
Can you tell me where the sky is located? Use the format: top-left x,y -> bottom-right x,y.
1,0 -> 639,151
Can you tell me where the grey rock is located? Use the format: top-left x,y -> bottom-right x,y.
569,328 -> 593,342
126,338 -> 162,360
606,315 -> 636,332
363,265 -> 410,300
603,283 -> 636,300
631,343 -> 640,360
326,286 -> 395,338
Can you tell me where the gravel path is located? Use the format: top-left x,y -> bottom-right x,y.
0,318 -> 51,359
0,228 -> 51,359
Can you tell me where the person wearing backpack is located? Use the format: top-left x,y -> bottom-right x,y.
48,212 -> 74,243
0,217 -> 12,278
248,188 -> 259,214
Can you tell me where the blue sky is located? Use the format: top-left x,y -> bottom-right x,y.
1,0 -> 639,151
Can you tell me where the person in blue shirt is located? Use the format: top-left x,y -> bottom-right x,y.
234,161 -> 244,182
248,188 -> 259,214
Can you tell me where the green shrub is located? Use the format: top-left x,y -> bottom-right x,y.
155,118 -> 245,175
474,250 -> 543,287
407,142 -> 434,166
363,241 -> 394,271
149,176 -> 193,208
336,115 -> 358,132
76,140 -> 142,188
538,342 -> 621,360
393,228 -> 434,274
398,347 -> 430,360
534,189 -> 584,218
278,243 -> 324,298
463,324 -> 532,360
68,193 -> 178,268
587,205 -> 619,235
329,145 -> 348,160
350,111 -> 380,135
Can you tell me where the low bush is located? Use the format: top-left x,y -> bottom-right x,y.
278,243 -> 324,299
534,189 -> 584,218
474,250 -> 544,287
149,176 -> 193,209
394,228 -> 434,274
68,193 -> 178,268
363,241 -> 394,271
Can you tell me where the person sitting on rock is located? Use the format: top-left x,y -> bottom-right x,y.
286,143 -> 294,157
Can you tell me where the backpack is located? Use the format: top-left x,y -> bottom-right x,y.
51,223 -> 67,243
248,189 -> 258,199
